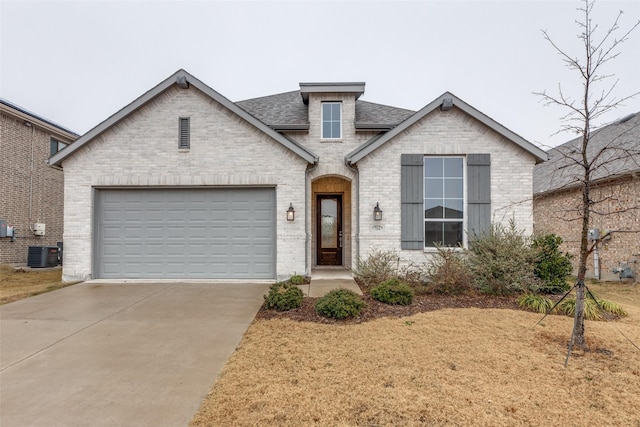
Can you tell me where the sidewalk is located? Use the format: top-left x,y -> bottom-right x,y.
297,267 -> 363,297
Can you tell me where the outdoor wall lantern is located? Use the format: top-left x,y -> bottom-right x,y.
373,202 -> 383,221
287,203 -> 295,221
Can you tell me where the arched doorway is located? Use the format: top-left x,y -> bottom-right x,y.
312,176 -> 352,267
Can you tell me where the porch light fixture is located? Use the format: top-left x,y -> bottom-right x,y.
373,202 -> 382,221
287,203 -> 295,221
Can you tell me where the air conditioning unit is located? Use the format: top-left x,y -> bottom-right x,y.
27,246 -> 59,268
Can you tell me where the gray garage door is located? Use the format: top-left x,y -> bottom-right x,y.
95,188 -> 276,279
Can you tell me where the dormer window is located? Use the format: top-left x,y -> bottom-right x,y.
321,102 -> 341,139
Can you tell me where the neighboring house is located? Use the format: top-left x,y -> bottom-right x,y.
0,99 -> 78,265
50,69 -> 546,282
533,112 -> 640,281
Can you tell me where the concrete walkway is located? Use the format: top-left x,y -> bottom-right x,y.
297,267 -> 363,297
0,281 -> 269,427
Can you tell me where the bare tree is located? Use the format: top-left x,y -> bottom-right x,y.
534,0 -> 639,352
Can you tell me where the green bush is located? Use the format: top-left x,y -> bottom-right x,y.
467,220 -> 539,296
264,282 -> 304,311
315,288 -> 366,319
517,293 -> 553,314
289,274 -> 305,286
532,234 -> 573,294
555,297 -> 627,320
423,245 -> 474,295
354,249 -> 400,287
371,278 -> 414,305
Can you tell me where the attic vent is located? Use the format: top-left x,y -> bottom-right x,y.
440,98 -> 453,111
179,117 -> 190,149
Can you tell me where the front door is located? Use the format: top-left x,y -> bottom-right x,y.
316,195 -> 342,266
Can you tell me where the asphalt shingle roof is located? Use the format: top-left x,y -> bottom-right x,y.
236,90 -> 415,128
533,112 -> 640,195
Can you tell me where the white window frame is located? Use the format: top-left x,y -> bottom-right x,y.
423,156 -> 466,249
321,102 -> 342,140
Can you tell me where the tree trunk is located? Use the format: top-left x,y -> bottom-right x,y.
573,137 -> 591,352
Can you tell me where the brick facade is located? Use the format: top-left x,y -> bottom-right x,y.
534,176 -> 640,281
0,104 -> 76,264
61,86 -> 309,282
357,108 -> 538,266
55,71 -> 542,281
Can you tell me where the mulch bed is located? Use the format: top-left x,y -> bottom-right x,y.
255,292 -> 521,324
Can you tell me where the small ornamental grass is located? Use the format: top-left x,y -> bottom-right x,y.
315,288 -> 366,319
371,278 -> 414,305
517,293 -> 553,314
264,282 -> 304,311
554,297 -> 627,321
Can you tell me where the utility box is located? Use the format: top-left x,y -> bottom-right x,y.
0,220 -> 6,237
588,228 -> 600,241
28,246 -> 59,268
34,223 -> 46,237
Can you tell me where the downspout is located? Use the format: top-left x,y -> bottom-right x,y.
305,161 -> 319,276
29,124 -> 35,229
345,160 -> 359,268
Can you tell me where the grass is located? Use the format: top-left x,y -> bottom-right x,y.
191,281 -> 640,426
0,264 -> 77,304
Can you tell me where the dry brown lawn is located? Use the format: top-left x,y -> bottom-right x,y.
0,264 -> 75,304
192,282 -> 640,427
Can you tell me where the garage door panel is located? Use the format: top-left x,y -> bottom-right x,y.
95,188 -> 276,279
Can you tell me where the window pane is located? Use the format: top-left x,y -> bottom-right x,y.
424,158 -> 443,177
443,222 -> 463,246
331,121 -> 341,138
331,103 -> 341,118
322,103 -> 332,117
444,178 -> 463,198
424,222 -> 443,247
323,122 -> 332,138
444,158 -> 463,177
424,199 -> 443,219
444,199 -> 463,218
425,178 -> 443,198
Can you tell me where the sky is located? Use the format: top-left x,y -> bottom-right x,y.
1,0 -> 639,149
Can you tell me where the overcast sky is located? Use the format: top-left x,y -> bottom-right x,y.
1,0 -> 639,149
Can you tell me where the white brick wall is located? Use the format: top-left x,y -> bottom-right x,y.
62,86 -> 308,282
356,108 -> 537,266
61,84 -> 537,282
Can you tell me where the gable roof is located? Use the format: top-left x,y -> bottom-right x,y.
49,70 -> 319,166
345,92 -> 548,164
0,98 -> 79,139
236,90 -> 414,132
533,112 -> 640,195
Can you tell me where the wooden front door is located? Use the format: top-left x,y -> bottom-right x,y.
316,195 -> 342,266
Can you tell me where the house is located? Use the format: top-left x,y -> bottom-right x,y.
533,112 -> 640,281
49,69 -> 546,282
0,99 -> 78,265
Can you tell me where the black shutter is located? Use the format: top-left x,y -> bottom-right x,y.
401,154 -> 424,250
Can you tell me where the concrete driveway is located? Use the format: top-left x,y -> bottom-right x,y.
0,281 -> 269,427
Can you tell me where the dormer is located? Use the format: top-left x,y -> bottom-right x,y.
299,82 -> 365,142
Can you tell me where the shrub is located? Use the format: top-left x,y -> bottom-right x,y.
467,220 -> 539,296
353,249 -> 400,287
315,288 -> 366,319
264,282 -> 304,311
289,274 -> 305,286
517,293 -> 553,314
532,234 -> 573,294
371,278 -> 414,305
423,245 -> 474,295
